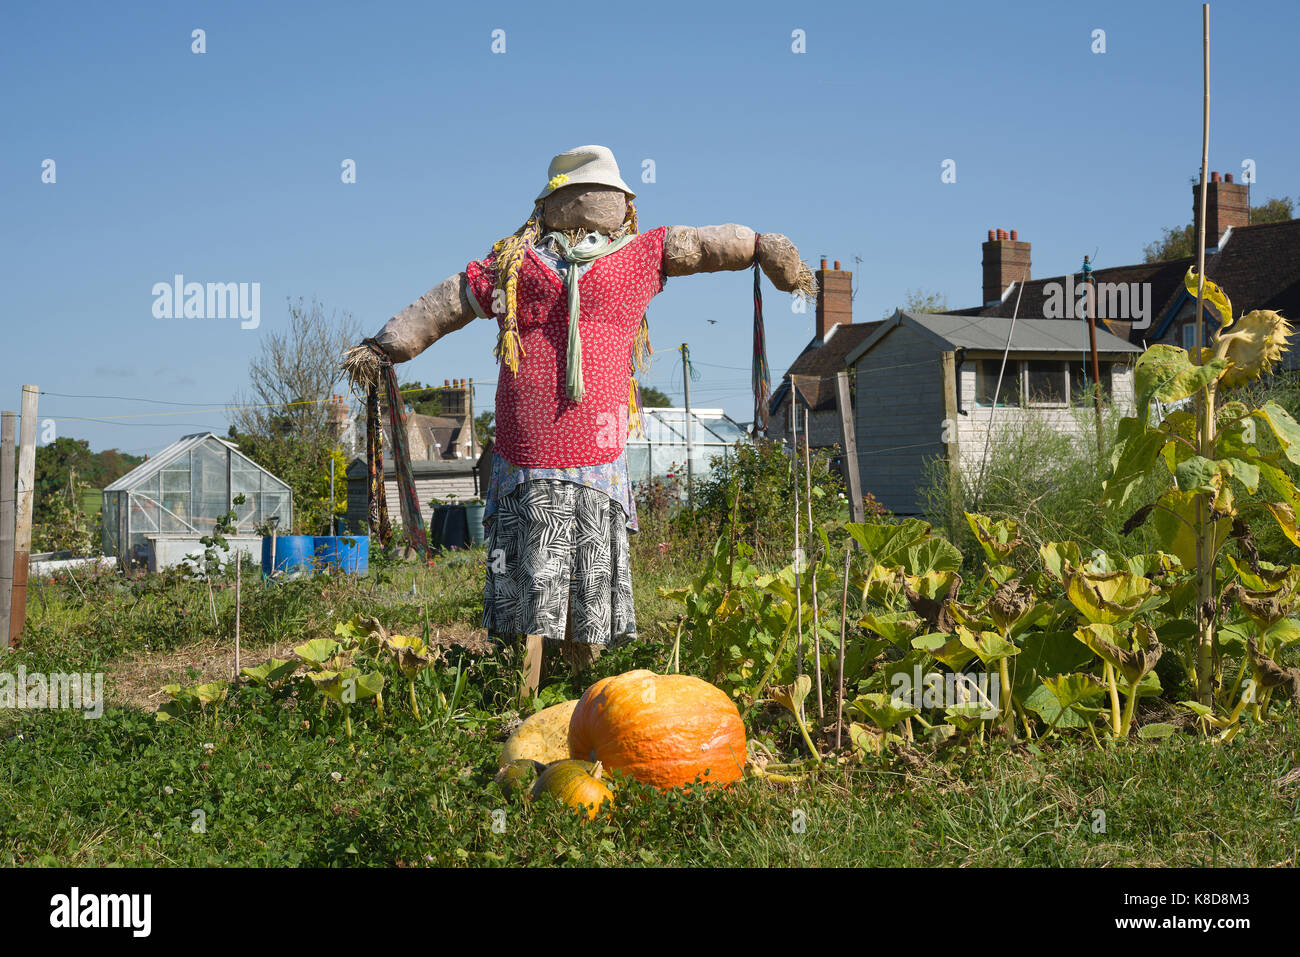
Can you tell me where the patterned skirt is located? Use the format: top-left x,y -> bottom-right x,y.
482,479 -> 637,646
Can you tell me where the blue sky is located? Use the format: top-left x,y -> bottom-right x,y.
3,0 -> 1296,457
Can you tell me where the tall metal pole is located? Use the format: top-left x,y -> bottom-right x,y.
1193,3 -> 1215,705
11,385 -> 38,647
1083,256 -> 1105,463
0,411 -> 16,646
681,343 -> 694,511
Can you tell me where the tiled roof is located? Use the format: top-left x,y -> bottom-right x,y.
770,322 -> 881,413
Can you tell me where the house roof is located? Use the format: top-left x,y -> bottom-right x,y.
769,322 -> 882,414
845,312 -> 1142,366
949,218 -> 1300,361
345,455 -> 483,479
104,432 -> 249,492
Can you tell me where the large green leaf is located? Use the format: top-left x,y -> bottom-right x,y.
1023,680 -> 1101,728
1252,402 -> 1300,466
904,537 -> 963,576
957,626 -> 1020,665
1012,630 -> 1096,698
1184,267 -> 1234,329
1064,567 -> 1163,624
1104,416 -> 1169,508
1040,541 -> 1082,584
844,519 -> 933,567
294,638 -> 344,670
239,658 -> 298,687
1149,489 -> 1231,570
848,693 -> 919,731
1133,344 -> 1228,412
965,513 -> 1023,562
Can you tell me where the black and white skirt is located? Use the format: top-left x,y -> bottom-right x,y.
482,479 -> 637,646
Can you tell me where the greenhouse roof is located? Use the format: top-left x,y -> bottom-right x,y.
104,432 -> 246,491
627,407 -> 750,445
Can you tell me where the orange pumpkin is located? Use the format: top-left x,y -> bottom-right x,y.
529,759 -> 613,820
568,670 -> 746,789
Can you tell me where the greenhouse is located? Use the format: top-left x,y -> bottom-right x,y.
625,407 -> 750,489
102,432 -> 292,564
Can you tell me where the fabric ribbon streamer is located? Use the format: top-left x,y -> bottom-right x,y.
365,380 -> 392,550
362,338 -> 429,559
752,234 -> 772,433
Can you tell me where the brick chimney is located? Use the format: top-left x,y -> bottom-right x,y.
1193,171 -> 1250,245
815,258 -> 852,340
982,229 -> 1031,306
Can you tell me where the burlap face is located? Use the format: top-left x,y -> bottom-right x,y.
541,185 -> 628,233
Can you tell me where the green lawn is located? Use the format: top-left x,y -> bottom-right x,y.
1,547 -> 1297,867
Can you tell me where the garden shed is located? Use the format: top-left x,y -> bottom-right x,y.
844,311 -> 1141,515
101,432 -> 292,566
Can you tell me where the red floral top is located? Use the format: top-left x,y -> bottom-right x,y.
465,226 -> 667,468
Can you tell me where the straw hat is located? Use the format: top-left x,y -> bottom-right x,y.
536,145 -> 636,202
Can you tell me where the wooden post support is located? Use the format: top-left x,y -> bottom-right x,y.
0,411 -> 16,646
11,385 -> 38,647
681,343 -> 694,511
939,353 -> 962,537
834,370 -> 865,524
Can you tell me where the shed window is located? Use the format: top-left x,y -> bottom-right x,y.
975,359 -> 1021,407
1025,361 -> 1068,405
1071,363 -> 1114,405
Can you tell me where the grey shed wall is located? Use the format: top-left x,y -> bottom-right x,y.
852,330 -> 946,515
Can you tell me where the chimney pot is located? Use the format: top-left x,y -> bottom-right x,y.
1211,171 -> 1221,182
1225,172 -> 1234,183
444,379 -> 450,387
820,258 -> 827,270
1010,229 -> 1018,241
833,260 -> 841,270
997,229 -> 1007,241
987,229 -> 995,241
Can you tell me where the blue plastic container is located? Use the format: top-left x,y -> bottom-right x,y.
314,535 -> 370,575
262,535 -> 316,577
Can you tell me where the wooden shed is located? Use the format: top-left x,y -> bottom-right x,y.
344,455 -> 483,532
843,311 -> 1141,515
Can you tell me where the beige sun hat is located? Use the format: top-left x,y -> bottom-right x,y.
536,145 -> 636,202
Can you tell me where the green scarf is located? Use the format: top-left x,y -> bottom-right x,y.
546,230 -> 637,402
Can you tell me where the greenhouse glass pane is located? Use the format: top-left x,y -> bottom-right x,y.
192,441 -> 229,529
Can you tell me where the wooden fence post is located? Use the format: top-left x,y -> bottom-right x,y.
0,411 -> 16,646
939,353 -> 962,537
834,370 -> 865,523
11,386 -> 38,647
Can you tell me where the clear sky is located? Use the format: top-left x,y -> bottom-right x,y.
3,0 -> 1296,457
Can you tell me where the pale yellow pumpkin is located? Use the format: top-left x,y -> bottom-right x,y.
500,699 -> 578,767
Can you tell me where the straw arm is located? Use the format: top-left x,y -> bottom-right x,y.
663,224 -> 817,300
370,272 -> 479,363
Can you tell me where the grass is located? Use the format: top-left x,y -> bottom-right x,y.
2,537 -> 1298,867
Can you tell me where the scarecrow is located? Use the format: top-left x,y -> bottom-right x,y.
344,145 -> 815,699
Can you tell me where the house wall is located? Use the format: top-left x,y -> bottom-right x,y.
852,333 -> 947,515
345,473 -> 479,532
954,360 -> 1135,474
770,396 -> 844,449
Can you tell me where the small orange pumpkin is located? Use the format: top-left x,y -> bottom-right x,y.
568,670 -> 747,789
529,759 -> 614,820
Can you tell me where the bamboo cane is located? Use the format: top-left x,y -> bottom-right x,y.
803,407 -> 824,722
836,543 -> 852,751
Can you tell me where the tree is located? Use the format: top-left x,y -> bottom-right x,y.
228,297 -> 359,533
638,385 -> 672,407
886,289 -> 948,317
33,437 -> 141,531
474,411 -> 496,447
1143,195 -> 1295,263
398,381 -> 444,417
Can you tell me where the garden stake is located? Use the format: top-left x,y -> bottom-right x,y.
836,543 -> 851,751
791,394 -> 804,689
804,406 -> 824,722
234,555 -> 242,686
